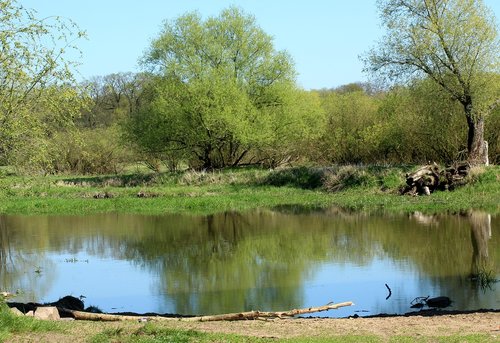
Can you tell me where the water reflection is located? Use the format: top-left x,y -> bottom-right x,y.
470,212 -> 492,278
0,209 -> 498,316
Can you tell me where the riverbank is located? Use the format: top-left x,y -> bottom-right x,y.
2,306 -> 499,342
0,165 -> 499,216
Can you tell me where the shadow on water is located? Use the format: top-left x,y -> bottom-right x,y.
0,209 -> 498,317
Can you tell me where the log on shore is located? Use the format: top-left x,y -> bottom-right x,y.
64,301 -> 354,322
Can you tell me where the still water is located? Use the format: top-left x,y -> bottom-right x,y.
0,208 -> 498,317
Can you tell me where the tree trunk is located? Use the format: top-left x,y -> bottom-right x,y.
465,104 -> 488,165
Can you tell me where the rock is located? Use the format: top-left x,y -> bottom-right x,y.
10,307 -> 24,316
34,307 -> 60,320
1,291 -> 15,299
25,310 -> 34,317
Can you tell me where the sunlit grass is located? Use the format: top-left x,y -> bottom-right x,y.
1,165 -> 498,216
0,301 -> 63,342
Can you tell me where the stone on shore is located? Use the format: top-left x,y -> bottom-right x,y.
34,306 -> 60,320
10,307 -> 24,316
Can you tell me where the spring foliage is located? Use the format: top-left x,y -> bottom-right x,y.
0,0 -> 86,173
126,7 -> 324,169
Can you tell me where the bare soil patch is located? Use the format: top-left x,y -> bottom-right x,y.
165,311 -> 500,340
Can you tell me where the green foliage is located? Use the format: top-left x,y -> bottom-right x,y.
48,126 -> 133,175
126,7 -> 324,170
485,104 -> 500,163
0,0 -> 86,173
313,79 -> 500,166
263,167 -> 324,189
364,0 -> 500,163
315,87 -> 382,164
375,81 -> 468,164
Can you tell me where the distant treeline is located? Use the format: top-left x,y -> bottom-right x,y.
39,74 -> 499,175
1,4 -> 498,175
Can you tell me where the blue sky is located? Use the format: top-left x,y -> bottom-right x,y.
20,0 -> 500,90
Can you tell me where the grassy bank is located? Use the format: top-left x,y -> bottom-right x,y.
1,303 -> 497,343
0,165 -> 498,216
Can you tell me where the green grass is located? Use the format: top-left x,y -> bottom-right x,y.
0,165 -> 498,216
0,302 -> 62,342
87,323 -> 496,343
86,324 -> 497,343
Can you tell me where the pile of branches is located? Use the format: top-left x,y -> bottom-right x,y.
401,162 -> 470,196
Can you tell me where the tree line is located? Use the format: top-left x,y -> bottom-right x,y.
0,0 -> 498,174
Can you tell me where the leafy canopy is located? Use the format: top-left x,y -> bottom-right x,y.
365,0 -> 499,100
129,7 -> 323,169
364,0 -> 500,163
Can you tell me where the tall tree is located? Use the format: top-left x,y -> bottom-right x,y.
0,0 -> 85,171
129,7 -> 322,169
364,0 -> 499,165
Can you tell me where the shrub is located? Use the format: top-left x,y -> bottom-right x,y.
49,127 -> 132,175
263,167 -> 324,189
322,166 -> 378,192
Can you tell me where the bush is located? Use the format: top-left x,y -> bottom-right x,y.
263,166 -> 325,189
49,127 -> 132,175
322,165 -> 378,192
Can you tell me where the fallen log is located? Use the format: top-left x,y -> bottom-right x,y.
186,301 -> 354,321
63,301 -> 354,322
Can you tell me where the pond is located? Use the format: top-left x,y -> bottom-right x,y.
0,208 -> 498,318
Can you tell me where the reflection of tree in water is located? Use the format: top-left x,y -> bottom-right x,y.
1,210 -> 497,314
469,211 -> 492,278
406,211 -> 498,311
127,211 -> 327,315
0,216 -> 55,301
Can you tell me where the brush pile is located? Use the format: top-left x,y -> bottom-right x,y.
401,162 -> 470,196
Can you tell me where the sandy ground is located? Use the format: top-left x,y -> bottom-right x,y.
166,312 -> 500,340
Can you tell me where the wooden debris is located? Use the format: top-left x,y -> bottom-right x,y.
63,301 -> 354,322
401,162 -> 470,196
136,190 -> 160,198
93,191 -> 113,199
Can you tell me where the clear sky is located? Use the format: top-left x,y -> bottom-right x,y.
19,0 -> 500,90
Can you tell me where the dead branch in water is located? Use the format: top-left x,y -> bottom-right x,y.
63,301 -> 354,322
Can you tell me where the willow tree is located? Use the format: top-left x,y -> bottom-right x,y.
365,0 -> 499,165
130,7 -> 323,169
0,0 -> 85,172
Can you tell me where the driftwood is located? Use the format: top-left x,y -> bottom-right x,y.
64,301 -> 354,322
402,162 -> 470,196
